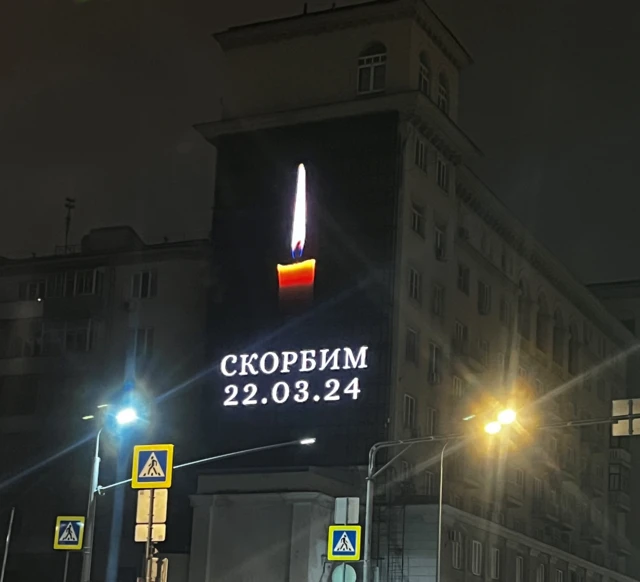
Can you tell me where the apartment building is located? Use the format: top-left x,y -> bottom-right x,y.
190,1 -> 636,581
0,226 -> 210,580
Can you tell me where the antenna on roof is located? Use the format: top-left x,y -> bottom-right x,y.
303,2 -> 308,13
64,197 -> 76,252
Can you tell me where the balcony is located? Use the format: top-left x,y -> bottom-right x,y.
610,491 -> 631,512
505,481 -> 524,507
580,522 -> 604,544
532,499 -> 559,522
609,448 -> 631,467
610,533 -> 632,556
560,509 -> 575,531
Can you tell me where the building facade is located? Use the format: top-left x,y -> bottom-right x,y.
0,226 -> 210,581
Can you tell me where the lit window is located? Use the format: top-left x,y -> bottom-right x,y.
357,43 -> 387,94
472,540 -> 483,576
436,155 -> 450,192
408,268 -> 422,303
411,204 -> 425,237
403,393 -> 416,428
414,136 -> 428,172
132,271 -> 157,299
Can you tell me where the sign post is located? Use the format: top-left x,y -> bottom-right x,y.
53,516 -> 85,582
327,525 -> 361,562
132,445 -> 173,582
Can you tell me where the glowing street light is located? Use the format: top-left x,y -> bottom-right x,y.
484,421 -> 502,435
299,437 -> 316,445
115,407 -> 138,425
497,408 -> 517,425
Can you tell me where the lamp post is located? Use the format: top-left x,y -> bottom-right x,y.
80,405 -> 139,582
362,408 -> 517,582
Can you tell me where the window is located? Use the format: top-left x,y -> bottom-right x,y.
425,407 -> 437,435
537,564 -> 546,582
518,366 -> 528,378
536,294 -> 550,352
453,375 -> 465,399
405,328 -> 419,364
424,470 -> 436,495
568,325 -> 579,375
556,570 -> 564,582
434,226 -> 446,260
533,477 -> 543,500
451,531 -> 463,569
408,268 -> 422,303
500,297 -> 512,326
478,281 -> 491,314
0,375 -> 39,416
491,548 -> 500,580
428,342 -> 441,384
46,273 -> 65,298
19,279 -> 45,301
436,155 -> 450,192
515,467 -> 524,486
518,280 -> 531,339
457,263 -> 470,294
479,339 -> 490,366
471,540 -> 483,576
514,520 -> 526,534
453,321 -> 468,353
65,320 -> 92,352
357,43 -> 387,94
401,460 -> 411,481
552,310 -> 564,365
132,271 -> 157,299
414,136 -> 428,172
403,394 -> 416,428
609,464 -> 630,492
75,270 -> 97,295
130,328 -> 154,360
418,52 -> 430,96
44,269 -> 103,298
432,284 -> 444,316
411,204 -> 425,237
516,557 -> 525,582
437,72 -> 449,114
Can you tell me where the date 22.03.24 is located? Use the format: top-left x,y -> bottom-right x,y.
223,377 -> 361,407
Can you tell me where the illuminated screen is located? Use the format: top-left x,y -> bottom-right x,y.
207,113 -> 399,466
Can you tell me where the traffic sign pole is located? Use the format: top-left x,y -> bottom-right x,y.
80,429 -> 101,582
0,507 -> 15,582
144,489 -> 155,582
62,552 -> 70,582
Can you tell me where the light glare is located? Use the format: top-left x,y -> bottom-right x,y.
497,409 -> 517,425
299,437 -> 316,446
484,421 -> 502,435
115,407 -> 138,425
82,415 -> 95,421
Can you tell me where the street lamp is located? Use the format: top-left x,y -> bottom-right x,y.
80,403 -> 141,582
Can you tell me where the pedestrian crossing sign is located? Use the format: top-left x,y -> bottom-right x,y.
132,444 -> 174,489
327,525 -> 361,561
53,516 -> 85,550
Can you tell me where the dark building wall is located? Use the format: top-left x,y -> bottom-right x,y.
207,112 -> 401,467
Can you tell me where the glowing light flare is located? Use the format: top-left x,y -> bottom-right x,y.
291,163 -> 307,259
484,421 -> 502,435
497,409 -> 517,425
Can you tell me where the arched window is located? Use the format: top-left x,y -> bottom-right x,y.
568,324 -> 579,375
357,42 -> 387,95
535,294 -> 550,352
553,309 -> 565,366
418,52 -> 430,96
438,72 -> 450,114
518,280 -> 531,339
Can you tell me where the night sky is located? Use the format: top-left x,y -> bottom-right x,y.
1,0 -> 638,283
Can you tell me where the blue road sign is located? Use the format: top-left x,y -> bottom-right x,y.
53,516 -> 85,550
327,525 -> 361,561
132,444 -> 174,489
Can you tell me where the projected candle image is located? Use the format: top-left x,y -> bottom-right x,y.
277,163 -> 316,305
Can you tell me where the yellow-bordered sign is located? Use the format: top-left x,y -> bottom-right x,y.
53,516 -> 85,550
131,444 -> 174,489
327,525 -> 361,561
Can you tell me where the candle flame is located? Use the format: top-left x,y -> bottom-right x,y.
291,163 -> 306,259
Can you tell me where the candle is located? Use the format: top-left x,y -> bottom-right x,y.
277,163 -> 316,305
